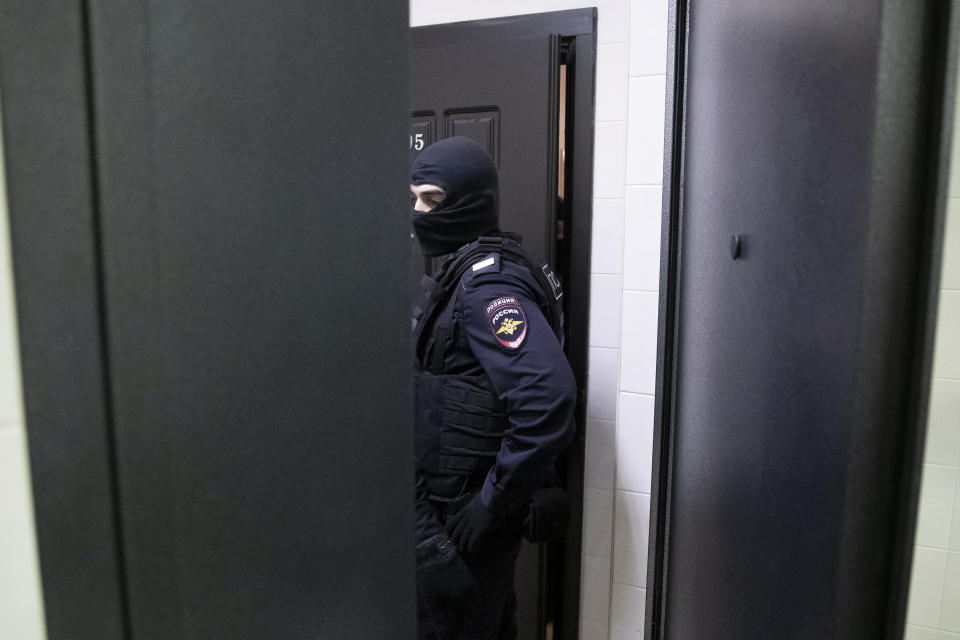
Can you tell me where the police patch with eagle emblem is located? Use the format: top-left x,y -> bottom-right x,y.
485,296 -> 528,350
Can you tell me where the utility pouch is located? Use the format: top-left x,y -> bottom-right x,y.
522,486 -> 570,543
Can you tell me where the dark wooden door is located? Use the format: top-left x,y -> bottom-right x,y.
408,32 -> 560,293
409,27 -> 561,640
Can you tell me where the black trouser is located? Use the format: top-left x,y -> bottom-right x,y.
417,498 -> 522,640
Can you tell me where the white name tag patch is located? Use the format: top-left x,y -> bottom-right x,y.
472,257 -> 496,271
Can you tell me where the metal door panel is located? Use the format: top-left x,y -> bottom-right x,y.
651,2 -> 958,638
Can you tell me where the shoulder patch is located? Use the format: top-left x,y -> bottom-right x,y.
485,296 -> 528,350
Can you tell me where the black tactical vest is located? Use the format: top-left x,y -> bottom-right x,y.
412,235 -> 564,501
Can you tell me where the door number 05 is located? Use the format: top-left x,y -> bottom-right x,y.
409,133 -> 425,150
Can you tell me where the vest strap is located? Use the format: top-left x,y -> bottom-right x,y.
441,409 -> 508,434
438,454 -> 495,474
443,385 -> 505,412
440,432 -> 501,453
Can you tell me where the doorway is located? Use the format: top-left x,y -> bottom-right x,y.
409,9 -> 596,639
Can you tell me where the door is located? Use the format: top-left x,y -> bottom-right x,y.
408,33 -> 560,304
409,11 -> 598,638
409,34 -> 560,261
649,1 -> 957,638
410,29 -> 560,640
0,1 -> 415,638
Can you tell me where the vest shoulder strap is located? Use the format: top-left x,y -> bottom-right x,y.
413,241 -> 499,367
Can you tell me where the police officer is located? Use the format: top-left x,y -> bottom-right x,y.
410,136 -> 577,639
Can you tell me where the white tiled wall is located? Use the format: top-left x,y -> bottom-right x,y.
905,72 -> 960,639
0,109 -> 47,638
586,5 -> 667,637
409,3 -> 669,638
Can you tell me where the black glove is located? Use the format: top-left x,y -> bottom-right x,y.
416,533 -> 477,637
445,495 -> 505,555
522,486 -> 570,543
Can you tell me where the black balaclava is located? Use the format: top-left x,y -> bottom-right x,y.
410,136 -> 501,257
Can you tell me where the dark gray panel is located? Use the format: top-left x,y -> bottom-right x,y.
671,4 -> 876,635
445,108 -> 500,161
87,1 -> 413,638
0,2 -> 128,638
656,1 -> 957,638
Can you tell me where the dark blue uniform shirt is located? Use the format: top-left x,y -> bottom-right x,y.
415,251 -> 577,542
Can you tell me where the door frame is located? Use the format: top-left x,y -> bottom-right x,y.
0,4 -> 129,637
411,9 -> 596,640
646,2 -> 960,638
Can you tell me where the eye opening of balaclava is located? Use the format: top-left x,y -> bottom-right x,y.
410,136 -> 501,257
